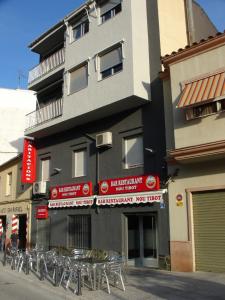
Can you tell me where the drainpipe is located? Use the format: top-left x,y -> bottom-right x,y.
185,0 -> 196,44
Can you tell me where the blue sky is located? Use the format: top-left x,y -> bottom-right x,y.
0,0 -> 224,90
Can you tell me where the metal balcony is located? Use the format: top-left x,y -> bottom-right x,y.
28,48 -> 65,84
25,98 -> 63,129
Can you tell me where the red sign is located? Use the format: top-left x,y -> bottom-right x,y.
36,206 -> 48,219
21,139 -> 36,184
99,175 -> 160,195
50,182 -> 93,200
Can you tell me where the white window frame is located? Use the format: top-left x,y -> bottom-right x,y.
73,149 -> 87,178
98,43 -> 124,80
40,157 -> 50,182
6,172 -> 12,196
71,19 -> 89,43
100,1 -> 122,24
124,135 -> 144,169
185,99 -> 224,121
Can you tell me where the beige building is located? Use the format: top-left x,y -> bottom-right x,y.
0,155 -> 32,249
162,32 -> 225,272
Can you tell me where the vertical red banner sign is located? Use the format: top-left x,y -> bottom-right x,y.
21,139 -> 37,183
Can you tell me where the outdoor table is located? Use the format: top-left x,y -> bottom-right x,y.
75,257 -> 109,291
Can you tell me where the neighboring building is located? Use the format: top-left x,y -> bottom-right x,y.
162,32 -> 225,272
24,0 -> 216,268
0,88 -> 36,166
0,155 -> 33,249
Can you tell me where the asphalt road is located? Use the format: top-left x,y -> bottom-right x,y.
0,263 -> 225,300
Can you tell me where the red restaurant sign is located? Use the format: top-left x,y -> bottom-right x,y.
21,139 -> 36,184
50,182 -> 93,200
99,175 -> 160,195
36,205 -> 48,219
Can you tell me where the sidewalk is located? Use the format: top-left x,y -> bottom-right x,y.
0,261 -> 225,299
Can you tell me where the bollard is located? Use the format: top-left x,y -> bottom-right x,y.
77,267 -> 82,296
3,248 -> 6,266
25,254 -> 30,275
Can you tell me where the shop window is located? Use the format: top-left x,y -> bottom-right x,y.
68,215 -> 91,249
69,63 -> 88,94
99,45 -> 123,80
73,149 -> 87,178
40,157 -> 50,182
6,172 -> 12,195
71,19 -> 89,42
100,0 -> 122,23
124,135 -> 143,169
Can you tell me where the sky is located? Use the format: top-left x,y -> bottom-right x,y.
0,0 -> 224,90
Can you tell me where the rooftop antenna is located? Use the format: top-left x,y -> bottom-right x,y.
17,70 -> 27,89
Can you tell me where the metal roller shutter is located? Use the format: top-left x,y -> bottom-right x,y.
192,190 -> 225,272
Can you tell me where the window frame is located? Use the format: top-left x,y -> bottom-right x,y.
68,62 -> 89,95
71,19 -> 89,42
100,2 -> 122,24
98,44 -> 123,80
6,172 -> 12,196
123,134 -> 144,169
67,215 -> 91,249
185,100 -> 224,121
72,148 -> 87,178
40,157 -> 51,182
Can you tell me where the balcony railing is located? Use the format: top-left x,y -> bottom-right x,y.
25,98 -> 63,129
28,48 -> 65,84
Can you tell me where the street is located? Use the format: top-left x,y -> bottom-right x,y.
0,262 -> 225,300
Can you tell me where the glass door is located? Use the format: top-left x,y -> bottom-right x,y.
127,214 -> 158,267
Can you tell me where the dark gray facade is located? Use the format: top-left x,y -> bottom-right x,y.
31,105 -> 169,267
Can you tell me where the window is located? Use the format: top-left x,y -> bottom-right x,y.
40,157 -> 50,181
99,45 -> 123,79
220,99 -> 225,111
69,64 -> 88,94
124,135 -> 143,169
6,172 -> 12,195
72,19 -> 89,41
68,215 -> 91,249
186,102 -> 218,120
100,0 -> 122,23
73,149 -> 87,177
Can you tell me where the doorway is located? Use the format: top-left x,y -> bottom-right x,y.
18,214 -> 27,250
126,214 -> 158,267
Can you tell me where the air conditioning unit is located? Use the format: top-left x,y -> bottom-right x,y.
96,132 -> 112,148
33,181 -> 47,195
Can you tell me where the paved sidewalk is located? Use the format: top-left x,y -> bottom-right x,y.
0,263 -> 225,299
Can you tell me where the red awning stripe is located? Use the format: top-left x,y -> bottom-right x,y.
177,71 -> 225,108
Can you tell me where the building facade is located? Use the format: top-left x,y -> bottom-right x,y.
0,88 -> 36,166
0,155 -> 32,249
162,32 -> 225,272
25,0 -> 216,268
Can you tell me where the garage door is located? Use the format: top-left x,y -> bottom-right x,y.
192,190 -> 225,272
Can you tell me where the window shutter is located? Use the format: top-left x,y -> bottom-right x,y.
75,150 -> 87,177
41,158 -> 50,181
100,0 -> 121,15
100,46 -> 122,72
70,64 -> 88,94
125,136 -> 143,168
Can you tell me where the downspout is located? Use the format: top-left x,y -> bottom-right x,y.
185,0 -> 196,44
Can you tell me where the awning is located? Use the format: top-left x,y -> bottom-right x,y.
96,190 -> 166,206
177,70 -> 225,108
48,197 -> 94,208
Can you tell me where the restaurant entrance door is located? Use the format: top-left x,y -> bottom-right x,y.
126,214 -> 158,267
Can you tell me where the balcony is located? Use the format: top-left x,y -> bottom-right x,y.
28,48 -> 65,84
25,98 -> 63,129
